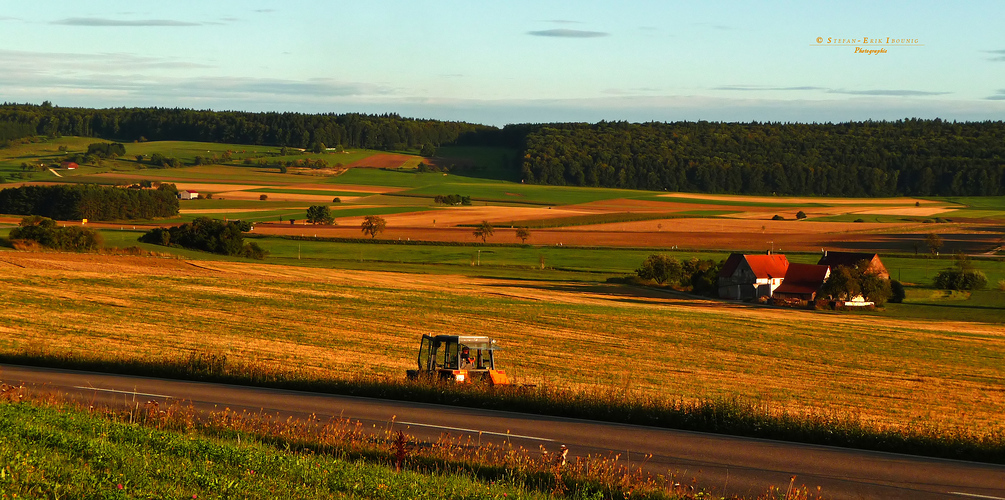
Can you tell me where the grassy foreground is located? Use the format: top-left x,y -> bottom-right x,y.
0,399 -> 555,499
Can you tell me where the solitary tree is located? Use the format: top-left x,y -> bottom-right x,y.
361,215 -> 386,238
796,210 -> 807,219
306,205 -> 334,225
259,194 -> 268,201
515,227 -> 531,243
926,233 -> 944,256
636,254 -> 683,285
473,220 -> 494,243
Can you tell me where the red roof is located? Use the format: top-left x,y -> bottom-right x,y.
60,161 -> 78,168
775,263 -> 830,295
743,254 -> 789,279
719,253 -> 789,279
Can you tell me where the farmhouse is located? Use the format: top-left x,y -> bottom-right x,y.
60,161 -> 78,170
773,263 -> 831,302
817,251 -> 889,279
178,190 -> 199,200
718,252 -> 790,300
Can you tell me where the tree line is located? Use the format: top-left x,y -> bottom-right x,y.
0,184 -> 179,221
517,120 -> 1005,196
0,102 -> 492,151
5,102 -> 1005,197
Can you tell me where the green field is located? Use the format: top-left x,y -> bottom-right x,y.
247,187 -> 377,197
0,402 -> 550,500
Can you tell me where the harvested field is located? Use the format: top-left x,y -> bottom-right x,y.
660,193 -> 945,206
563,218 -> 917,234
213,191 -> 363,203
250,223 -> 1000,253
333,206 -> 596,228
344,153 -> 416,169
0,251 -> 1003,435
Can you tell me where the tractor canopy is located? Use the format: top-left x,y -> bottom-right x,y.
417,334 -> 500,372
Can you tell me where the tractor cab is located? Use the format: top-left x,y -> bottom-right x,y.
406,335 -> 510,385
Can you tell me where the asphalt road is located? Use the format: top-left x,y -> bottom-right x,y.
2,363 -> 1003,500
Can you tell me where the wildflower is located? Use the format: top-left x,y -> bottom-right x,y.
117,484 -> 123,489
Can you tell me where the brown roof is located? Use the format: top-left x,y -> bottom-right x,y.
776,263 -> 830,295
817,252 -> 878,269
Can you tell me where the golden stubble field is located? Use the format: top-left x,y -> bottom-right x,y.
2,251 -> 1003,434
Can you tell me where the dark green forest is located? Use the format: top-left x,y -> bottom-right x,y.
2,103 -> 1004,196
518,121 -> 1005,196
0,184 -> 179,221
0,102 -> 488,151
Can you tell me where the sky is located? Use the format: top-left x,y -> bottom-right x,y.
1,1 -> 1003,126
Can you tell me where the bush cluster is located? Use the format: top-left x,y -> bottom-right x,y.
139,217 -> 266,259
433,194 -> 471,205
8,216 -> 102,252
934,270 -> 988,290
635,254 -> 722,295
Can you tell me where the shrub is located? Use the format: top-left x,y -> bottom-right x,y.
854,218 -> 866,223
259,194 -> 268,201
796,210 -> 807,219
771,214 -> 784,220
934,270 -> 988,290
890,280 -> 906,303
332,197 -> 341,203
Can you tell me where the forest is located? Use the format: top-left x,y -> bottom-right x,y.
0,184 -> 179,221
0,102 -> 489,151
2,103 -> 1004,196
517,121 -> 1005,196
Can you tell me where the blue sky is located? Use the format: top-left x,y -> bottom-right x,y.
1,1 -> 1003,125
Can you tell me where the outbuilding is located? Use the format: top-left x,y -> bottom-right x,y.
817,251 -> 889,279
178,190 -> 199,200
773,263 -> 831,303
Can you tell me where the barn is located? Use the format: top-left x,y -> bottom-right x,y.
717,253 -> 790,300
773,263 -> 831,303
178,190 -> 199,200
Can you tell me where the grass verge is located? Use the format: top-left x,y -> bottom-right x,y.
0,382 -> 797,500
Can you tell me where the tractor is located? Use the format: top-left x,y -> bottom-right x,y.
406,335 -> 510,385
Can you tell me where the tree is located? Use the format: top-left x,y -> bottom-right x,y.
361,215 -> 386,238
515,227 -> 531,243
312,141 -> 326,154
926,233 -> 944,256
259,194 -> 268,201
636,254 -> 683,285
796,211 -> 807,219
420,143 -> 436,157
306,205 -> 334,225
473,220 -> 494,243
